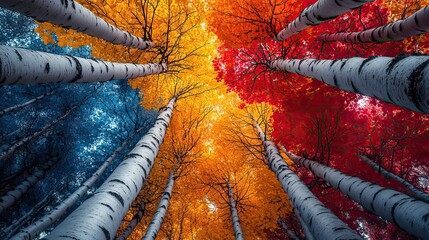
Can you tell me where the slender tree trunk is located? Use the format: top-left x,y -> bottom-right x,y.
286,151 -> 429,239
294,208 -> 315,240
10,126 -> 146,240
1,190 -> 53,239
268,55 -> 429,114
227,182 -> 244,240
254,122 -> 362,240
317,5 -> 429,43
0,89 -> 56,117
45,97 -> 176,240
278,219 -> 299,240
0,45 -> 167,85
358,154 -> 429,203
275,0 -> 372,41
0,97 -> 85,161
115,201 -> 146,240
0,158 -> 58,214
0,0 -> 155,50
142,172 -> 175,240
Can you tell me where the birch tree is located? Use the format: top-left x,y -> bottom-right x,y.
285,150 -> 429,239
0,45 -> 167,85
317,5 -> 429,43
0,158 -> 58,214
253,121 -> 362,240
0,0 -> 155,50
9,126 -> 147,240
268,55 -> 429,114
116,201 -> 146,240
0,88 -> 56,117
227,182 -> 245,240
275,0 -> 372,41
44,97 -> 176,240
358,154 -> 429,204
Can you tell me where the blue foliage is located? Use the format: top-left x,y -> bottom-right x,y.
0,7 -> 157,235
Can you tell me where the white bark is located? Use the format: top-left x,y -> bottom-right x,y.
227,183 -> 244,240
115,201 -> 145,240
268,55 -> 429,114
317,5 -> 429,43
286,151 -> 429,239
275,0 -> 372,41
358,154 -> 429,204
45,98 -> 175,240
142,172 -> 175,240
10,126 -> 145,240
0,89 -> 56,116
0,45 -> 167,85
0,98 -> 83,161
254,122 -> 362,240
294,208 -> 315,240
0,159 -> 57,214
0,0 -> 155,49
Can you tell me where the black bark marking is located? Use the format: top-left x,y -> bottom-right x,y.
107,191 -> 124,207
109,179 -> 130,191
370,188 -> 388,212
386,54 -> 408,74
126,153 -> 143,159
15,50 -> 22,61
423,213 -> 429,222
358,56 -> 379,74
90,64 -> 95,72
69,56 -> 82,82
44,63 -> 50,73
408,59 -> 429,112
98,225 -> 110,240
58,235 -> 79,240
350,80 -> 361,94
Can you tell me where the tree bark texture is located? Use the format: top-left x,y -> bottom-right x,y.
286,151 -> 429,239
0,0 -> 155,49
294,208 -> 315,240
254,122 -> 362,240
268,55 -> 429,114
0,45 -> 167,85
10,126 -> 145,240
45,98 -> 175,240
142,172 -> 175,240
317,5 -> 429,43
275,0 -> 372,41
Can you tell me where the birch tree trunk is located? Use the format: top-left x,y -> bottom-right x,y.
0,0 -> 155,50
115,201 -> 145,240
0,158 -> 58,214
45,97 -> 176,240
268,55 -> 429,114
0,45 -> 167,85
294,208 -> 315,240
317,5 -> 429,43
0,89 -> 56,117
275,0 -> 372,41
142,172 -> 175,240
254,122 -> 362,240
358,154 -> 429,203
10,126 -> 145,240
286,151 -> 429,239
0,97 -> 85,161
278,219 -> 299,240
227,182 -> 244,240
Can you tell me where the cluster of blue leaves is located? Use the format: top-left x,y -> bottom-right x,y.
0,8 -> 157,234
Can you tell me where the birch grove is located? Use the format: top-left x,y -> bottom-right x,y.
317,5 -> 429,43
275,0 -> 372,41
268,55 -> 429,114
254,121 -> 362,240
45,98 -> 176,240
142,172 -> 175,240
9,126 -> 146,240
0,0 -> 155,49
286,151 -> 429,239
0,45 -> 167,85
